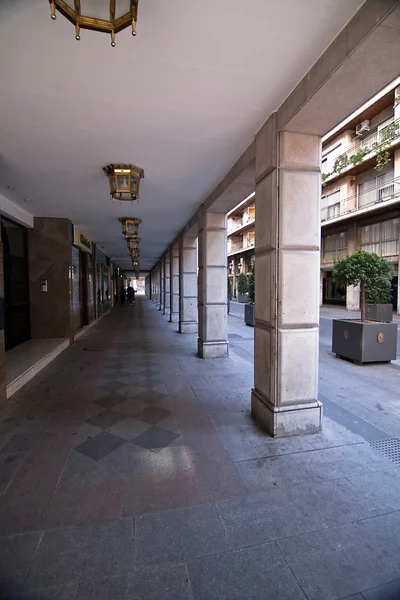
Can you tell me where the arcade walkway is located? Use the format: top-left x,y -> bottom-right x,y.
1,297 -> 400,599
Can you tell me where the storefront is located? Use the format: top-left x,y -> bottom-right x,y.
72,226 -> 94,333
1,217 -> 30,350
95,248 -> 111,316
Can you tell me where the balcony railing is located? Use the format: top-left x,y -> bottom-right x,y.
228,237 -> 255,254
321,175 -> 400,223
227,212 -> 255,234
322,117 -> 400,182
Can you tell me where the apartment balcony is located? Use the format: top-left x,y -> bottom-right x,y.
321,175 -> 400,226
227,216 -> 255,236
322,117 -> 400,184
228,236 -> 255,256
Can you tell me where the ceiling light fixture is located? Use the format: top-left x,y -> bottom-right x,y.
49,0 -> 139,47
120,217 -> 142,238
104,165 -> 144,203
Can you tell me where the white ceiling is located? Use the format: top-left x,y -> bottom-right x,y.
0,0 -> 364,271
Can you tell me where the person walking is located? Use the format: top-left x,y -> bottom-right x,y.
119,286 -> 127,305
127,285 -> 135,305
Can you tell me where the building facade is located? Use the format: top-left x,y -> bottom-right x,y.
321,83 -> 400,313
227,194 -> 255,299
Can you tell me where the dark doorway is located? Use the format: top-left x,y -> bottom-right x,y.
1,218 -> 30,351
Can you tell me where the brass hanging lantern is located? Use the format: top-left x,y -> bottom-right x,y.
119,217 -> 141,239
49,1 -> 139,47
127,238 -> 140,252
103,165 -> 144,202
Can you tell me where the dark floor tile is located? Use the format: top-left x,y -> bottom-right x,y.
135,390 -> 169,405
112,399 -> 149,417
85,410 -> 125,430
94,394 -> 127,409
135,406 -> 172,426
75,432 -> 127,462
108,417 -> 151,441
126,563 -> 192,600
362,580 -> 400,599
134,504 -> 228,565
187,542 -> 306,600
133,427 -> 180,451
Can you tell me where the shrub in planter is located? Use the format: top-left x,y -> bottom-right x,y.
237,272 -> 249,303
332,251 -> 396,363
245,263 -> 255,326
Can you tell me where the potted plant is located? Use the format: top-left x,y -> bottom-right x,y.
332,251 -> 397,364
245,263 -> 255,326
237,272 -> 249,303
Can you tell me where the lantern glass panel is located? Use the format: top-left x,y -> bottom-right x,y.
80,0 -> 110,20
115,0 -> 131,19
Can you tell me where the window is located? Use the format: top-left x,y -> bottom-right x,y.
323,232 -> 347,263
358,170 -> 394,208
248,207 -> 255,220
321,189 -> 340,221
378,116 -> 395,143
361,218 -> 400,257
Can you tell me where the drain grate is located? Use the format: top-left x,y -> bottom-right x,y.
370,438 -> 400,466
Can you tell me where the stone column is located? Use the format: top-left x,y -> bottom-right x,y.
163,252 -> 171,316
346,225 -> 360,311
169,244 -> 179,323
251,114 -> 322,437
179,236 -> 198,333
320,270 -> 324,306
0,229 -> 6,405
159,261 -> 164,311
197,207 -> 228,358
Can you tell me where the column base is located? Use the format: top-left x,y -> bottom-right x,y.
179,322 -> 198,334
163,307 -> 171,316
198,339 -> 228,358
251,389 -> 322,438
169,313 -> 179,323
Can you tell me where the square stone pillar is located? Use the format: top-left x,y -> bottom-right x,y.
252,114 -> 322,437
179,236 -> 198,333
169,244 -> 179,323
197,208 -> 228,358
346,225 -> 360,311
159,261 -> 164,311
163,252 -> 171,315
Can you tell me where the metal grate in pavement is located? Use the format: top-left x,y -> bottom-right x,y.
370,438 -> 400,466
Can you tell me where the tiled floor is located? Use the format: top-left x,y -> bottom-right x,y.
0,297 -> 400,599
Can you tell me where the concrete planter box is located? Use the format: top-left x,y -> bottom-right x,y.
245,304 -> 254,327
238,294 -> 249,303
332,319 -> 397,364
366,304 -> 393,322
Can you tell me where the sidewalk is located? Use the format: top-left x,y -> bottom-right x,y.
0,298 -> 400,599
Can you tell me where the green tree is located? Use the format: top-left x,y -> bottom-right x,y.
247,262 -> 255,304
332,251 -> 394,322
237,272 -> 248,296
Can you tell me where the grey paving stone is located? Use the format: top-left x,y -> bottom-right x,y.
135,504 -> 229,565
126,563 -> 192,600
0,452 -> 26,494
136,389 -> 170,405
0,532 -> 41,594
347,469 -> 400,513
133,426 -> 180,451
112,399 -> 149,417
236,454 -> 312,492
85,410 -> 125,430
24,583 -> 79,599
0,431 -> 40,454
27,518 -> 134,590
216,488 -> 325,549
187,542 -> 306,600
76,575 -> 127,599
362,579 -> 400,599
285,478 -> 388,527
277,523 -> 400,600
75,432 -> 127,462
135,406 -> 172,426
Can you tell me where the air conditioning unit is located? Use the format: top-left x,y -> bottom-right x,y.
355,120 -> 370,136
